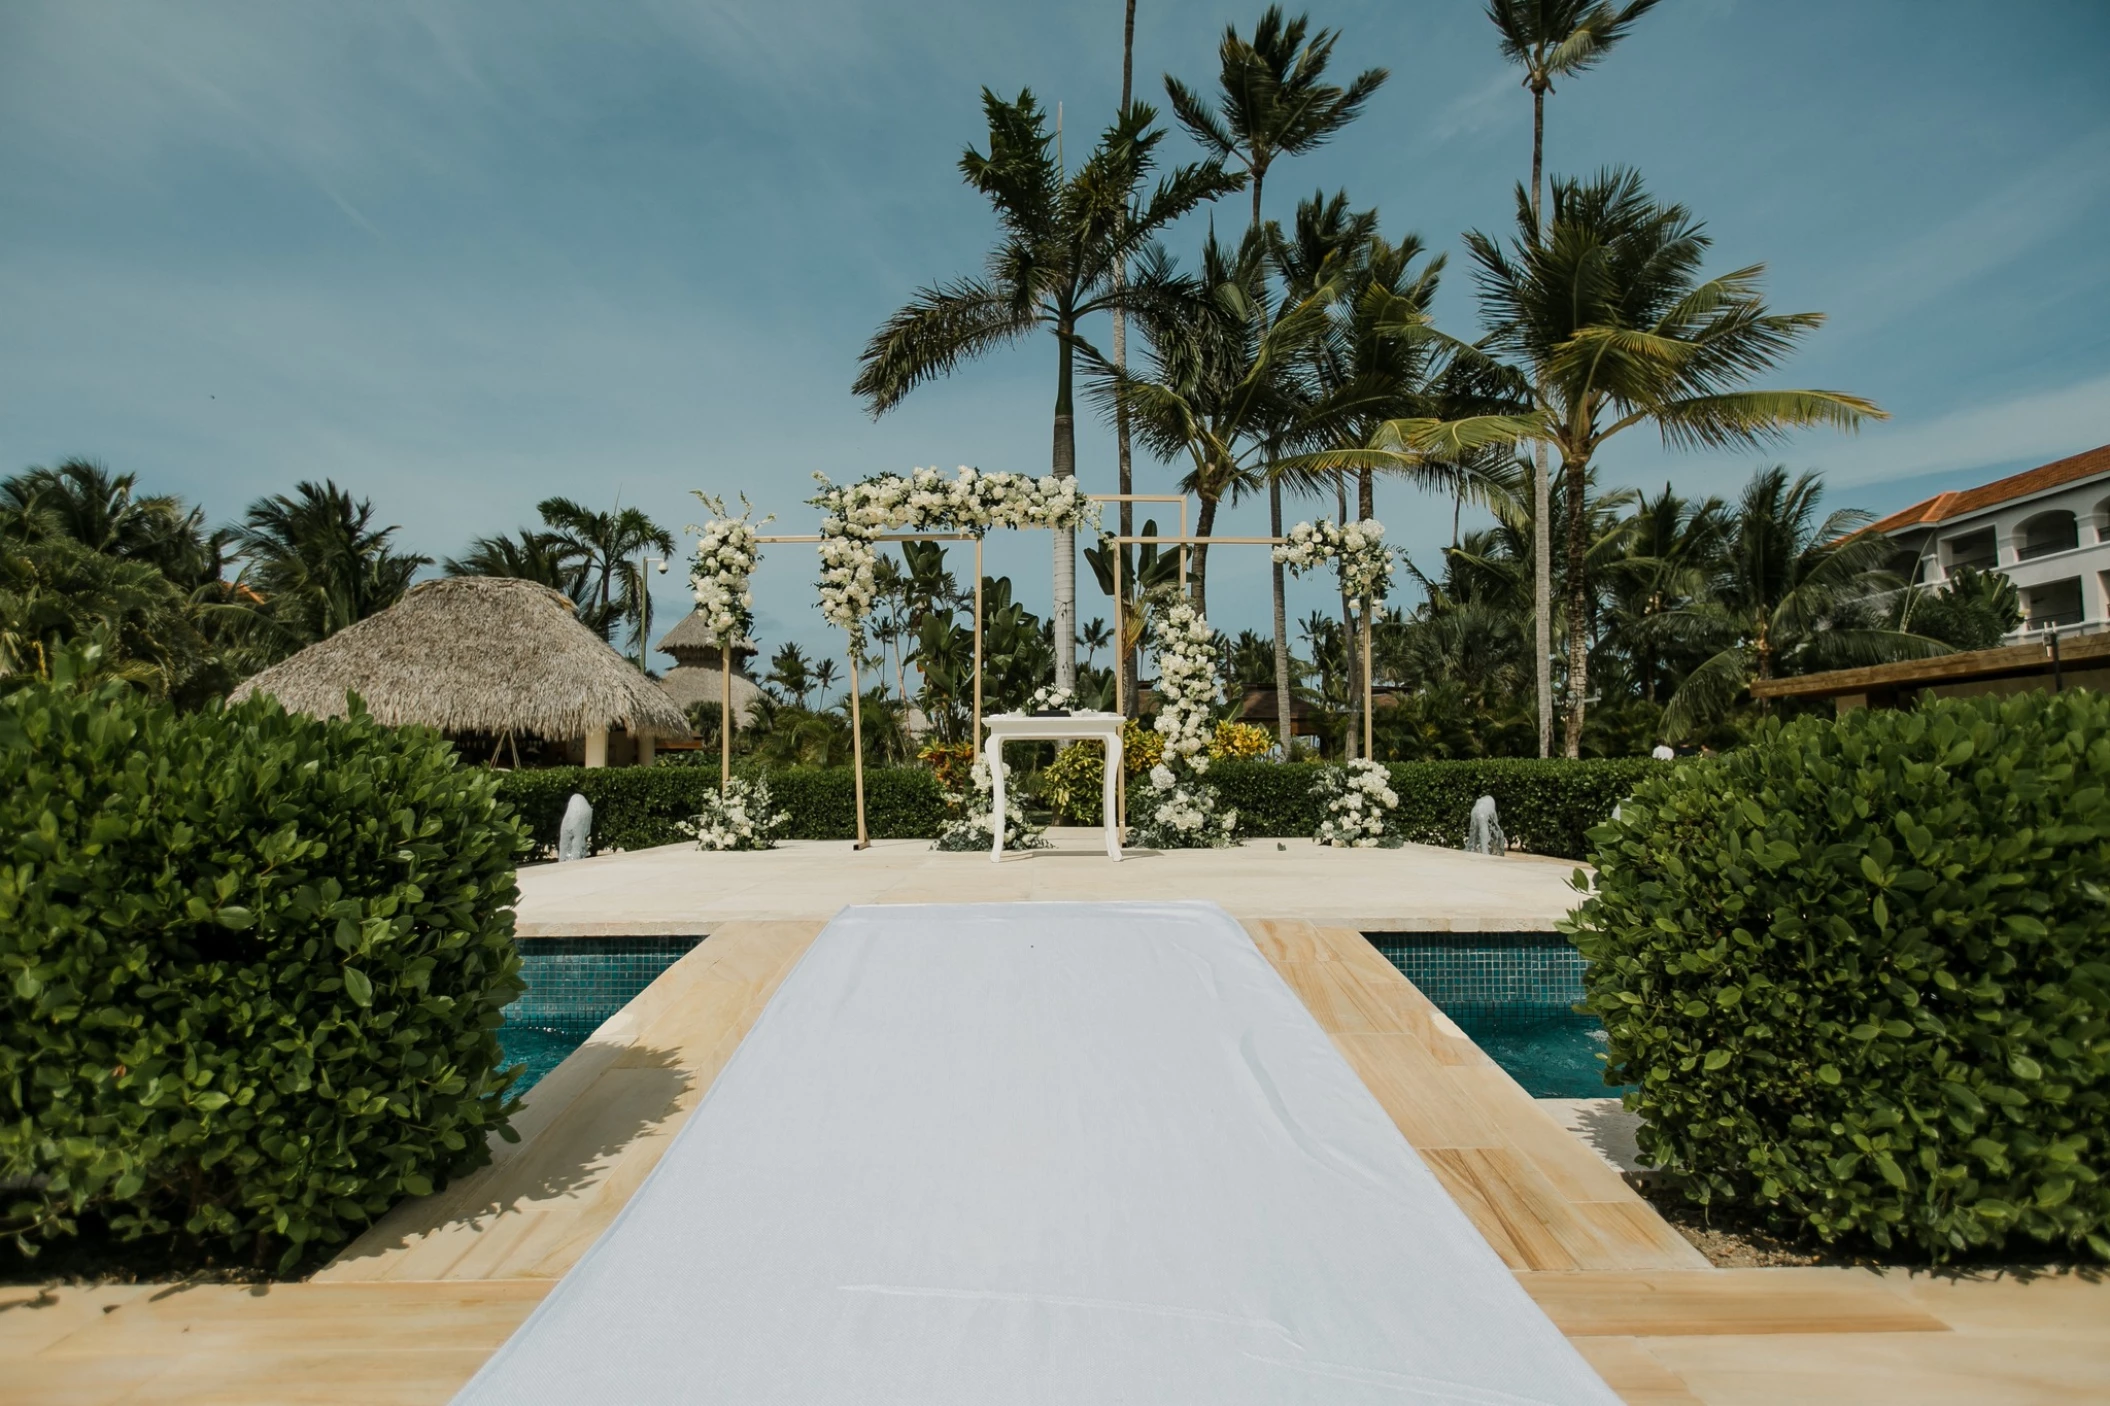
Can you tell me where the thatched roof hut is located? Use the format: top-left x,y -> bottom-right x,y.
657,608 -> 764,729
231,576 -> 691,743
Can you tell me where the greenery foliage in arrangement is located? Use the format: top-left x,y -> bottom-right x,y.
1569,693 -> 2110,1260
1,680 -> 526,1270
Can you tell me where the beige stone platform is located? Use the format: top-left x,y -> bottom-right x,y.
513,833 -> 1587,936
8,912 -> 2106,1403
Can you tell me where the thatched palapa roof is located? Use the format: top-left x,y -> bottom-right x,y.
231,576 -> 691,740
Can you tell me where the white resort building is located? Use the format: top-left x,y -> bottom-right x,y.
1873,442 -> 2110,637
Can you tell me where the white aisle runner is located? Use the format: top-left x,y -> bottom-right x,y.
456,902 -> 1618,1405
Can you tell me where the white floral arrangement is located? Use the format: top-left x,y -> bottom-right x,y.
810,467 -> 1101,635
676,775 -> 789,851
933,757 -> 1047,852
1132,602 -> 1239,849
1273,517 -> 1395,601
1311,758 -> 1403,848
1027,684 -> 1075,712
687,495 -> 768,648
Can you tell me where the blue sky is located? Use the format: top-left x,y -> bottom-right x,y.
4,0 -> 2107,666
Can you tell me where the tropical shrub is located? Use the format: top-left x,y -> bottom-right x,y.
1209,720 -> 1272,759
1036,740 -> 1108,824
1569,693 -> 2110,1260
1,684 -> 526,1270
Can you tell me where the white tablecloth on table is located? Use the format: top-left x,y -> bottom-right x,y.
455,901 -> 1619,1405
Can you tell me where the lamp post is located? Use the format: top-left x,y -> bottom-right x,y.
637,555 -> 668,671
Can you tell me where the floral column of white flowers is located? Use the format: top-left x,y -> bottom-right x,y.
1275,516 -> 1397,763
687,495 -> 775,841
1132,601 -> 1239,849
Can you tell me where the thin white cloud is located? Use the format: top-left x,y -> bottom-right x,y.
1811,370 -> 2110,489
1425,68 -> 1520,147
1816,126 -> 2110,343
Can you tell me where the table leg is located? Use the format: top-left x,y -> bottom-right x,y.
1104,732 -> 1123,861
987,736 -> 1004,863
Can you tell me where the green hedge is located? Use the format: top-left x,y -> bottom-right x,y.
2,686 -> 526,1270
1568,693 -> 2110,1260
498,757 -> 1650,859
1207,757 -> 1661,858
496,765 -> 948,852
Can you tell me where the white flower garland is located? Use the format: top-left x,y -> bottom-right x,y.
1311,758 -> 1403,848
810,466 -> 1100,637
1274,517 -> 1394,600
933,757 -> 1046,852
677,775 -> 789,851
687,495 -> 767,648
1133,602 -> 1238,849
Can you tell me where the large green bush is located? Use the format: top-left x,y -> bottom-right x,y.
1208,757 -> 1659,858
1,685 -> 527,1270
1569,692 -> 2110,1260
497,764 -> 948,852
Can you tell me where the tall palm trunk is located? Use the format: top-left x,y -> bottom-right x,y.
1336,477 -> 1358,760
1529,82 -> 1555,761
1114,0 -> 1140,714
1190,493 -> 1217,617
1270,481 -> 1293,752
1052,323 -> 1078,693
1563,456 -> 1589,756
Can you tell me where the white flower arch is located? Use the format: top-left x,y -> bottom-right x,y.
1273,517 -> 1395,600
808,466 -> 1099,637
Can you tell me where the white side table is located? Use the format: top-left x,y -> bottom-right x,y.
983,712 -> 1125,862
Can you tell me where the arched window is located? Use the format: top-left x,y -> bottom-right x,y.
2016,510 -> 2078,561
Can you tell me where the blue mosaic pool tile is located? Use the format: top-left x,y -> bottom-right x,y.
506,935 -> 704,1030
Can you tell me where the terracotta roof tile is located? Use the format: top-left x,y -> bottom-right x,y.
1870,443 -> 2110,535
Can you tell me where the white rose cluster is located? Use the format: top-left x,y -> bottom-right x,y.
677,776 -> 789,852
1310,758 -> 1404,848
1028,684 -> 1075,712
1274,517 -> 1395,601
1133,601 -> 1239,849
810,467 -> 1102,635
933,756 -> 1047,852
686,497 -> 766,649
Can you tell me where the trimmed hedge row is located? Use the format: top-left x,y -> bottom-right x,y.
3,686 -> 525,1270
1210,757 -> 1661,859
496,765 -> 947,853
500,756 -> 1653,860
1569,692 -> 2110,1260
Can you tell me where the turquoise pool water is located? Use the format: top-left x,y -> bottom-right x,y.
499,936 -> 701,1094
1363,934 -> 1625,1099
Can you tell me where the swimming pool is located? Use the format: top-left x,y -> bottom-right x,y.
1363,933 -> 1624,1099
500,936 -> 702,1093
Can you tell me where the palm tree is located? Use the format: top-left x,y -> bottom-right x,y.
1165,12 -> 1385,750
811,657 -> 840,708
443,530 -> 588,596
1,458 -> 225,588
1599,484 -> 1729,704
534,497 -> 673,652
1486,0 -> 1663,758
767,641 -> 815,708
1165,7 -> 1387,235
1467,168 -> 1885,753
854,92 -> 1242,695
1078,616 -> 1113,670
1112,0 -> 1142,704
1662,467 -> 1943,740
1087,231 -> 1339,616
234,481 -> 427,649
